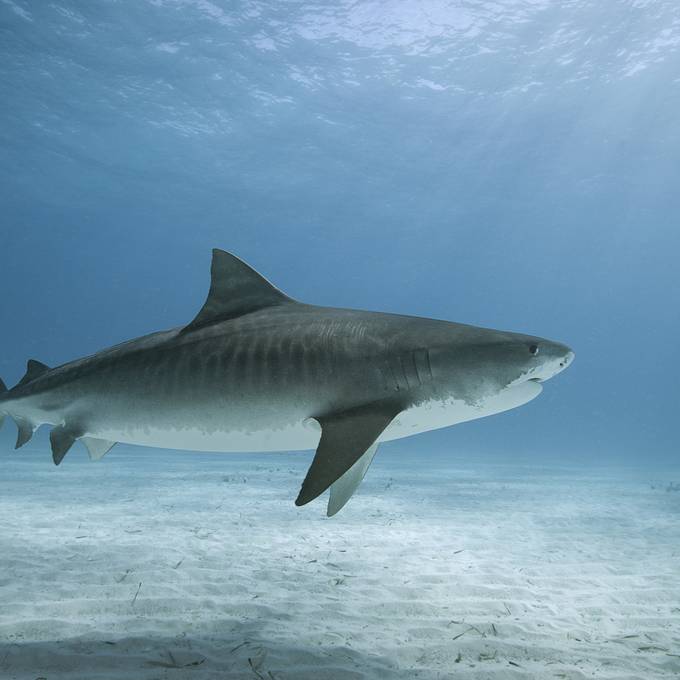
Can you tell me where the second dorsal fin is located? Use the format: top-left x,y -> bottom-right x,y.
182,249 -> 295,333
17,359 -> 50,387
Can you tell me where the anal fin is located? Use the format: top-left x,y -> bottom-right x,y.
80,436 -> 116,461
327,442 -> 379,517
50,425 -> 80,465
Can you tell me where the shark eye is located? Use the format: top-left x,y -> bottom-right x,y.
529,344 -> 539,356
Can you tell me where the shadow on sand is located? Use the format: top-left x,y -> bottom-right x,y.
0,619 -> 441,680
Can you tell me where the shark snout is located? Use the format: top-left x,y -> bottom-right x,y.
529,345 -> 574,383
560,350 -> 575,370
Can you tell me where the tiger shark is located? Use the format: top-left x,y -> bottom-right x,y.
0,249 -> 574,515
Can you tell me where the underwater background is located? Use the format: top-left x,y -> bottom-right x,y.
1,2 -> 679,679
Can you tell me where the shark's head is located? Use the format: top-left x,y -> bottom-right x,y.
427,325 -> 574,409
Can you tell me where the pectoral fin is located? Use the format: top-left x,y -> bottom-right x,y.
295,402 -> 400,508
327,442 -> 379,517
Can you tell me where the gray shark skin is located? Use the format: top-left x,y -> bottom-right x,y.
0,250 -> 574,515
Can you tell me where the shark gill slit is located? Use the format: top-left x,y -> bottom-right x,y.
279,335 -> 292,386
291,337 -> 305,381
231,340 -> 245,389
386,360 -> 400,392
222,343 -> 235,390
398,355 -> 411,391
264,336 -> 277,388
248,335 -> 260,389
410,351 -> 422,387
259,334 -> 271,387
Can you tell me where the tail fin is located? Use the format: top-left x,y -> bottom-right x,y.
4,360 -> 50,437
0,377 -> 6,429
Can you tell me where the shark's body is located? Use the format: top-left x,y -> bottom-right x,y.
0,250 -> 574,514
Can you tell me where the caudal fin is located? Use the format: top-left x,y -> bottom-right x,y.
0,377 -> 6,430
2,361 -> 50,438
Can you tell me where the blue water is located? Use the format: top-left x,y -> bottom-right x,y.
2,6 -> 680,679
1,1 -> 679,466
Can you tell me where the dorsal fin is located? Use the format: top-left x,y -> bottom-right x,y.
17,359 -> 50,387
182,249 -> 295,333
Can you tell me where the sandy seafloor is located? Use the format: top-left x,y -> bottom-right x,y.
0,444 -> 678,680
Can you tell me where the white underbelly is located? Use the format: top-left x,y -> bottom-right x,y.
104,421 -> 320,453
383,379 -> 542,441
92,381 -> 542,453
